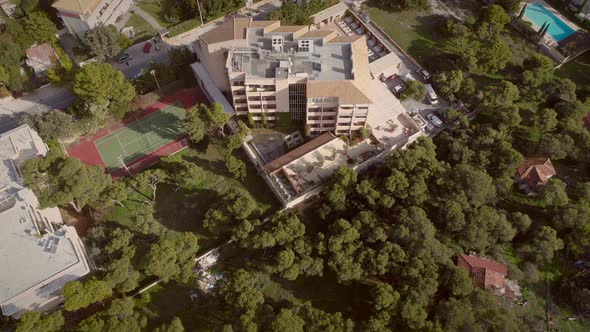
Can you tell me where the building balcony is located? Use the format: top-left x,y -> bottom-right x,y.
231,85 -> 246,92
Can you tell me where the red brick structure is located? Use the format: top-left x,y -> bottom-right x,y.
457,254 -> 508,289
515,157 -> 557,193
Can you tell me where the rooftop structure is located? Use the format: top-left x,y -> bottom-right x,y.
0,0 -> 17,17
0,125 -> 90,318
52,0 -> 134,38
25,43 -> 57,78
193,17 -> 373,136
457,253 -> 508,290
515,157 -> 557,193
247,132 -> 381,205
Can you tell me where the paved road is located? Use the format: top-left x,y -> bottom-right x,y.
111,39 -> 173,78
0,85 -> 76,133
0,0 -> 279,134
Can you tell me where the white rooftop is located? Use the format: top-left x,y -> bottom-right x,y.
0,125 -> 47,199
0,125 -> 90,318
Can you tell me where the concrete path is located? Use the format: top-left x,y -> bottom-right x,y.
0,85 -> 76,133
134,6 -> 164,31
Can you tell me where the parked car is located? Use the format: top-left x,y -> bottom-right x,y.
360,13 -> 371,23
434,111 -> 447,123
118,53 -> 131,63
392,83 -> 405,96
143,42 -> 152,53
426,84 -> 439,105
417,68 -> 431,80
427,113 -> 443,128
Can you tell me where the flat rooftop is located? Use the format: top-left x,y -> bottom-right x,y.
0,125 -> 47,200
0,200 -> 81,303
0,125 -> 89,317
229,29 -> 353,80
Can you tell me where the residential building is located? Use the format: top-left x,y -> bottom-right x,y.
0,125 -> 90,318
25,43 -> 57,78
0,0 -> 17,17
570,0 -> 590,15
457,254 -> 508,290
515,157 -> 557,194
193,17 -> 373,136
52,0 -> 134,38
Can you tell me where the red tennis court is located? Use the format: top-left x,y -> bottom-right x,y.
67,87 -> 207,178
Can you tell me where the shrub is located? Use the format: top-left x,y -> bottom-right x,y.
168,18 -> 201,37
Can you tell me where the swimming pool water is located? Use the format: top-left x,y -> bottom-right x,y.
524,2 -> 576,42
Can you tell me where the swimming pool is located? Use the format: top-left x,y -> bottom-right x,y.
524,2 -> 576,42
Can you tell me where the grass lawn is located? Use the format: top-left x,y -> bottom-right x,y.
124,13 -> 157,43
108,142 -> 279,252
136,0 -> 174,28
365,5 -> 444,62
557,52 -> 590,87
136,282 -> 224,331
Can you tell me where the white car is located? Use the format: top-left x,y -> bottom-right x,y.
427,114 -> 443,128
417,68 -> 431,81
392,83 -> 405,95
361,13 -> 371,23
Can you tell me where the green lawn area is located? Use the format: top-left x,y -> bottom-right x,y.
365,5 -> 444,62
108,143 -> 279,252
557,52 -> 590,87
124,13 -> 157,43
136,0 -> 174,28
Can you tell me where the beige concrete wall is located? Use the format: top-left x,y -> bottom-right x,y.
275,79 -> 289,113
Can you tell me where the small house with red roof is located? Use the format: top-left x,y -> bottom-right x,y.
457,253 -> 508,290
515,157 -> 557,194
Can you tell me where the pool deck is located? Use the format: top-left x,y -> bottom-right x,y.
520,0 -> 580,44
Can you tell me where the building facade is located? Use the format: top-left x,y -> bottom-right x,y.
457,254 -> 508,290
194,18 -> 373,136
52,0 -> 133,38
0,125 -> 90,318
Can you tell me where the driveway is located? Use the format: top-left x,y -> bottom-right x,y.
0,85 -> 76,133
110,39 -> 172,78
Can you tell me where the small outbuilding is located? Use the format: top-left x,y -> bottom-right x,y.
515,157 -> 557,194
25,43 -> 57,78
457,253 -> 508,290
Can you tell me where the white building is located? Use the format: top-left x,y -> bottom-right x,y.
52,0 -> 134,38
0,125 -> 90,318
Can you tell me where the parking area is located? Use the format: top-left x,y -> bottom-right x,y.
110,36 -> 172,78
331,12 -> 450,136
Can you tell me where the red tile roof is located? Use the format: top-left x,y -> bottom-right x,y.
516,157 -> 556,188
459,254 -> 508,274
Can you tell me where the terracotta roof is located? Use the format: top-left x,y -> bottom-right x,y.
307,36 -> 373,105
299,30 -> 338,40
200,17 -> 251,44
269,25 -> 308,33
263,133 -> 336,173
516,157 -> 556,187
25,43 -> 56,74
307,80 -> 372,104
459,254 -> 508,275
250,20 -> 279,28
327,35 -> 364,43
52,0 -> 100,14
